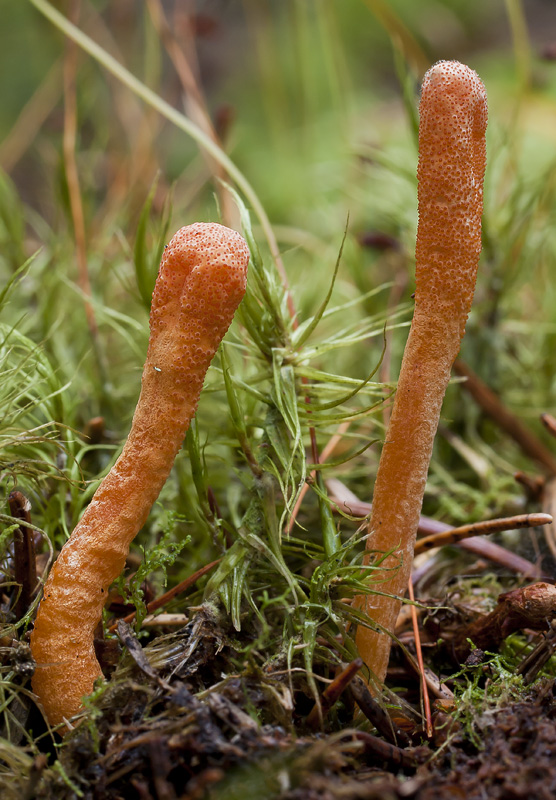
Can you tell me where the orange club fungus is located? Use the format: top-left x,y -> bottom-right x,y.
30,222 -> 250,728
355,61 -> 488,685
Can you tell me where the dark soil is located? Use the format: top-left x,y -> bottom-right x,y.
24,605 -> 556,800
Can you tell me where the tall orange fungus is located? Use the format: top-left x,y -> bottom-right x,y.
30,223 -> 249,727
355,62 -> 488,684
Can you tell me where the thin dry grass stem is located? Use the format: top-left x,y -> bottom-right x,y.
516,623 -> 556,685
286,421 -> 351,535
63,0 -> 98,341
414,512 -> 553,555
327,479 -> 448,529
108,558 -> 221,632
0,60 -> 62,172
326,477 -> 368,517
454,360 -> 556,475
407,578 -> 432,738
413,510 -> 545,583
146,0 -> 239,229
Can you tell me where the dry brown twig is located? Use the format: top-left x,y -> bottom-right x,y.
107,558 -> 221,633
413,512 -> 553,555
454,361 -> 556,474
327,477 -> 544,579
306,658 -> 363,729
10,491 -> 38,620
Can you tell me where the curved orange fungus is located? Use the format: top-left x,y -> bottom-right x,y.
30,223 -> 249,727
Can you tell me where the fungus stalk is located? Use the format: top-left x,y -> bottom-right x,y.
30,223 -> 249,727
355,62 -> 488,684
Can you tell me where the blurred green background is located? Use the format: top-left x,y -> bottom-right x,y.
2,0 -> 556,529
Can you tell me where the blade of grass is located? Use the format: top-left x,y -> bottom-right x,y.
293,220 -> 348,350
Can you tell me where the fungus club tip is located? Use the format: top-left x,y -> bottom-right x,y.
421,60 -> 488,136
423,59 -> 482,88
416,59 -> 487,323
